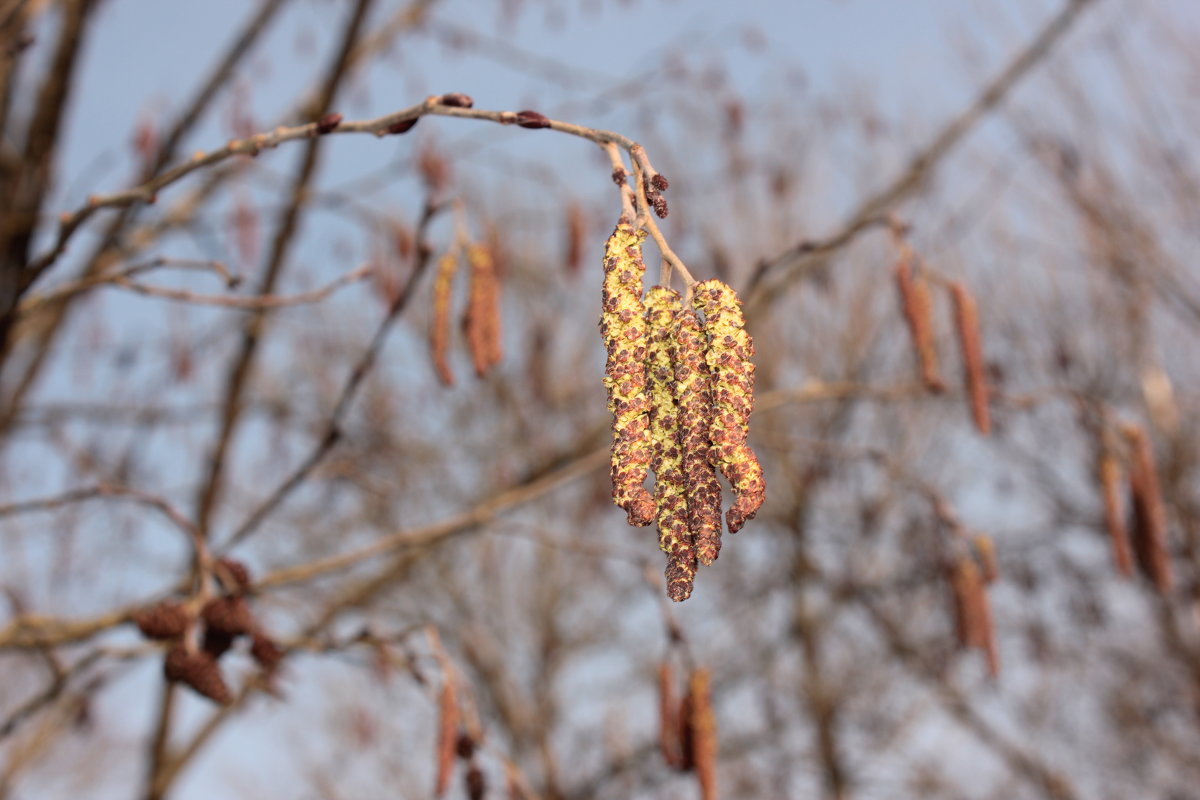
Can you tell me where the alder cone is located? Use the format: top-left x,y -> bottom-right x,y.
133,600 -> 188,640
201,595 -> 255,637
645,286 -> 697,600
164,646 -> 232,705
693,279 -> 764,534
600,223 -> 655,527
671,306 -> 723,565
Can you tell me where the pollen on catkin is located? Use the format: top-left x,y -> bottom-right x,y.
645,286 -> 697,601
693,279 -> 765,534
601,223 -> 656,527
671,305 -> 724,565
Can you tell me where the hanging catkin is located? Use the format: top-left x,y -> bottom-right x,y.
671,305 -> 724,565
645,286 -> 698,600
693,279 -> 765,534
600,223 -> 656,527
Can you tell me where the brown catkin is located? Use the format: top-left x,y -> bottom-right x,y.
435,676 -> 461,797
600,223 -> 655,527
693,280 -> 764,534
1123,424 -> 1172,593
894,254 -> 945,392
688,668 -> 718,800
973,534 -> 999,584
1097,447 -> 1134,578
646,287 -> 698,600
949,556 -> 999,676
672,306 -> 724,564
950,282 -> 990,435
463,244 -> 502,378
430,249 -> 458,386
658,661 -> 683,768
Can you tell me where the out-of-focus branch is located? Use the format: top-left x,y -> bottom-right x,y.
745,0 -> 1099,309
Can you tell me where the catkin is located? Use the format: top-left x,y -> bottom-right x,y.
950,282 -> 990,435
658,661 -> 684,768
600,223 -> 656,527
894,255 -> 944,392
1124,424 -> 1172,593
435,676 -> 460,797
693,279 -> 765,534
430,250 -> 458,386
1097,448 -> 1134,578
463,244 -> 502,378
646,286 -> 698,600
687,668 -> 718,800
672,306 -> 724,565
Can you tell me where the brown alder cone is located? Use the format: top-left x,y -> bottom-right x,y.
132,600 -> 188,640
465,764 -> 486,800
430,249 -> 459,386
658,661 -> 684,768
201,595 -> 255,637
949,281 -> 991,435
645,286 -> 697,601
462,244 -> 502,378
671,306 -> 723,564
894,254 -> 945,392
250,633 -> 284,675
688,668 -> 718,800
1096,447 -> 1134,578
600,223 -> 655,527
164,646 -> 232,705
215,558 -> 253,594
435,676 -> 461,797
1123,424 -> 1173,593
693,279 -> 765,534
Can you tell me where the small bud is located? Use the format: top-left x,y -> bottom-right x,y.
455,731 -> 476,760
437,92 -> 474,108
611,168 -> 627,185
387,117 -> 419,135
315,112 -> 342,134
514,110 -> 551,129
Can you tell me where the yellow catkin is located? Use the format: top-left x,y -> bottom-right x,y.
430,250 -> 458,386
600,223 -> 655,527
672,306 -> 723,566
693,279 -> 765,533
645,286 -> 697,600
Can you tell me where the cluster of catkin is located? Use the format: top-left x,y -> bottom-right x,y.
1095,421 -> 1172,592
658,662 -> 717,800
601,222 -> 765,602
132,559 -> 282,704
430,242 -> 502,385
893,249 -> 990,435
